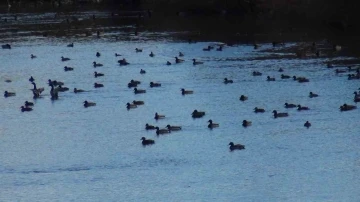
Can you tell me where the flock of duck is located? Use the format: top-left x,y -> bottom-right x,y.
2,41 -> 360,151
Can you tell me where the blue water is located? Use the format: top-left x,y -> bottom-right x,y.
1,38 -> 360,201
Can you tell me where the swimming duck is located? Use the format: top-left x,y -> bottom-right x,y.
2,44 -> 11,49
281,74 -> 291,79
293,76 -> 306,81
149,51 -> 155,57
56,85 -> 69,92
304,121 -> 311,128
166,124 -> 182,131
64,66 -> 74,71
297,77 -> 310,83
141,137 -> 155,145
74,88 -> 86,93
115,53 -> 122,57
24,101 -> 34,107
49,84 -> 59,100
21,106 -> 33,112
135,48 -> 143,52
208,119 -> 219,128
181,88 -> 193,95
134,88 -> 146,94
48,79 -> 64,86
126,102 -> 137,109
140,69 -> 146,74
252,71 -> 262,76
145,123 -> 156,130
150,82 -> 161,87
254,107 -> 265,113
128,82 -> 138,88
192,59 -> 204,65
179,52 -> 184,57
267,76 -> 275,81
61,56 -> 70,61
166,61 -> 172,65
154,112 -> 165,120
84,100 -> 96,108
96,52 -> 101,57
284,103 -> 297,108
340,104 -> 357,111
118,58 -> 130,65
94,71 -> 104,77
242,120 -> 252,127
94,83 -> 104,88
272,110 -> 288,118
29,76 -> 35,83
133,100 -> 144,105
240,95 -> 248,101
224,78 -> 233,84
4,91 -> 15,97
93,62 -> 103,67
31,54 -> 37,59
229,142 -> 245,151
31,82 -> 44,95
175,57 -> 184,63
309,92 -> 318,98
155,127 -> 171,135
192,110 -> 205,118
297,105 -> 310,111
278,68 -> 284,72
67,43 -> 74,47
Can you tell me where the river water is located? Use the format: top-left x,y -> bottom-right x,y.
1,11 -> 360,202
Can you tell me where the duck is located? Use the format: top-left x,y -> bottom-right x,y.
145,123 -> 156,130
254,107 -> 265,113
31,82 -> 44,95
192,59 -> 204,65
166,61 -> 172,65
175,57 -> 184,63
281,74 -> 291,79
133,100 -> 144,105
56,85 -> 69,92
141,137 -> 155,145
348,74 -> 360,80
67,43 -> 74,47
128,82 -> 138,88
304,121 -> 311,128
74,88 -> 86,93
140,69 -> 146,74
155,127 -> 171,135
49,84 -> 59,100
96,52 -> 101,57
239,95 -> 248,101
340,104 -> 357,111
115,53 -> 122,57
94,82 -> 104,88
272,110 -> 289,118
2,44 -> 11,49
278,68 -> 284,72
29,76 -> 35,83
150,82 -> 161,88
179,52 -> 184,57
297,77 -> 310,83
61,56 -> 70,61
83,100 -> 96,107
134,88 -> 146,94
20,106 -> 33,112
224,78 -> 233,84
242,120 -> 252,127
94,71 -> 104,77
24,101 -> 34,107
192,110 -> 205,118
48,79 -> 64,86
208,119 -> 219,128
126,102 -> 137,109
297,105 -> 310,111
252,71 -> 262,76
267,76 -> 275,81
93,61 -> 103,67
229,142 -> 245,151
4,91 -> 16,97
309,92 -> 318,98
284,103 -> 297,108
181,88 -> 193,95
149,51 -> 155,57
354,92 -> 360,102
118,58 -> 129,65
64,66 -> 74,71
166,124 -> 182,131
154,112 -> 165,120
31,54 -> 37,59
135,48 -> 143,52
